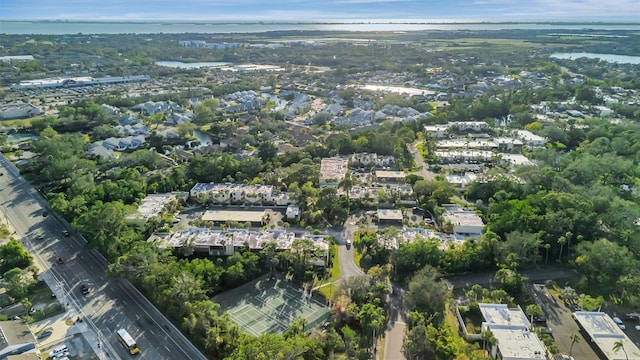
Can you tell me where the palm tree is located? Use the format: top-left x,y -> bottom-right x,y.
544,243 -> 551,264
613,340 -> 628,360
525,304 -> 542,327
339,170 -> 356,210
557,236 -> 566,260
569,333 -> 580,356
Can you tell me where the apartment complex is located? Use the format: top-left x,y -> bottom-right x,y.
190,182 -> 292,206
319,157 -> 349,187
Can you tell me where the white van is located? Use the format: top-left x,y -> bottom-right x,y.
48,345 -> 69,358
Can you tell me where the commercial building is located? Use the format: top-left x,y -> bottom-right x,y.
0,320 -> 36,359
573,311 -> 640,360
11,75 -> 150,90
0,55 -> 34,62
442,204 -> 484,239
319,157 -> 349,187
479,303 -> 547,360
0,104 -> 41,120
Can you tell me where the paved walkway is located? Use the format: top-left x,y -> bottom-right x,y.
381,286 -> 406,360
408,142 -> 436,181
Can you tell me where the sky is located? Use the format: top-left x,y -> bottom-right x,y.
1,0 -> 639,21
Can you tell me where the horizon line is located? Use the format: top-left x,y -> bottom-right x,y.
2,18 -> 639,23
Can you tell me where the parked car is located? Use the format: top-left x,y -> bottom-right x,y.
37,329 -> 53,340
57,257 -> 64,264
36,234 -> 44,240
533,315 -> 548,324
62,230 -> 69,236
613,317 -> 626,330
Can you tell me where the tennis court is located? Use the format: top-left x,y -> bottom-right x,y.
214,276 -> 329,337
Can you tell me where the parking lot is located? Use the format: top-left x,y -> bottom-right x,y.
531,284 -> 600,360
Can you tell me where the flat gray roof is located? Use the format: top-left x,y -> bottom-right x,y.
573,312 -> 640,360
0,320 -> 34,346
375,170 -> 406,179
377,209 -> 403,221
202,210 -> 267,223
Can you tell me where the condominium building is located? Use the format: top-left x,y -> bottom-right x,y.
190,183 -> 292,206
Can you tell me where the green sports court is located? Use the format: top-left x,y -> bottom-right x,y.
213,276 -> 330,337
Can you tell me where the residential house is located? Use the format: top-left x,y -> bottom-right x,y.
132,101 -> 182,116
476,303 -> 547,360
511,130 -> 547,147
442,204 -> 484,240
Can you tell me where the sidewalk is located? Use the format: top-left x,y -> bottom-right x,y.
36,270 -> 105,359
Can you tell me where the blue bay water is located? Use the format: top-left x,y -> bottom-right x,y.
550,52 -> 640,64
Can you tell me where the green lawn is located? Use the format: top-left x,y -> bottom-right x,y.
317,245 -> 341,300
25,281 -> 65,323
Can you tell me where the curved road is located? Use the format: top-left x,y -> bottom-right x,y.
0,155 -> 207,360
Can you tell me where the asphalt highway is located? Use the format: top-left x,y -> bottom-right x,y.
0,155 -> 207,360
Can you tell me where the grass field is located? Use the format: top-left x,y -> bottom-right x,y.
214,275 -> 330,337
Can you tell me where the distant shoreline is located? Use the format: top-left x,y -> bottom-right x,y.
2,20 -> 638,35
2,19 -> 639,25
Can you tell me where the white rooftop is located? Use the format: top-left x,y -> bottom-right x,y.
442,204 -> 484,228
479,303 -> 531,329
154,228 -> 329,252
129,193 -> 182,220
376,170 -> 406,179
500,153 -> 533,167
479,303 -> 546,360
202,210 -> 267,223
490,327 -> 547,360
377,209 -> 403,221
573,312 -> 640,360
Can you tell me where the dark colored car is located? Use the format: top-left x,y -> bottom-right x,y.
80,284 -> 90,295
37,329 -> 53,339
42,211 -> 48,217
36,234 -> 45,240
57,257 -> 64,264
533,315 -> 547,324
